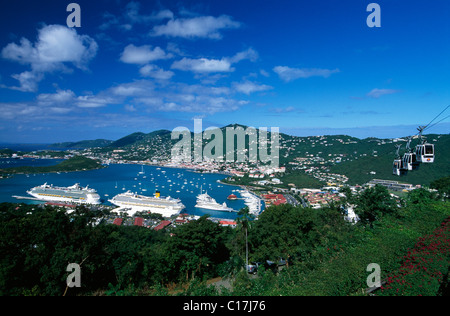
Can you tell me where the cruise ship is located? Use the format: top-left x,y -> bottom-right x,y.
240,190 -> 262,215
108,191 -> 185,217
26,183 -> 101,204
195,190 -> 236,212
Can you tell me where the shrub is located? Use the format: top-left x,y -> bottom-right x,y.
380,217 -> 450,296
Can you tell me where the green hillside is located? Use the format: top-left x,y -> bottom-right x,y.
51,139 -> 113,149
52,125 -> 449,187
0,156 -> 103,175
329,134 -> 450,186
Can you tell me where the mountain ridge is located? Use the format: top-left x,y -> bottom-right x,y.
44,125 -> 449,187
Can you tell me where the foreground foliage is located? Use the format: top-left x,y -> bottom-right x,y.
0,184 -> 449,296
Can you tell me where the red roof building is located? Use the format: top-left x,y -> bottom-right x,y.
112,218 -> 123,226
153,220 -> 172,231
219,220 -> 237,227
134,217 -> 144,226
262,194 -> 287,206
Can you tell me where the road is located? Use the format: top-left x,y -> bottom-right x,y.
284,193 -> 300,207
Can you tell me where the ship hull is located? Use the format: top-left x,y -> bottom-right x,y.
26,183 -> 101,205
108,192 -> 184,217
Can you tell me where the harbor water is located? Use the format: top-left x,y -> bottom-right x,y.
0,158 -> 262,219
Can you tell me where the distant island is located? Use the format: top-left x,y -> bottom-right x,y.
0,156 -> 103,175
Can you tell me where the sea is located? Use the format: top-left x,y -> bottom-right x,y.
0,158 -> 260,220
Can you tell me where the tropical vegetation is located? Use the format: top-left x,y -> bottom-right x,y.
0,181 -> 449,296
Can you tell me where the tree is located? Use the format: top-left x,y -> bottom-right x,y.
162,216 -> 229,282
430,176 -> 450,199
354,185 -> 398,226
235,207 -> 254,271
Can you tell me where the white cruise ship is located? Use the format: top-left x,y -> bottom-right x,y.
108,191 -> 184,217
26,183 -> 101,205
240,190 -> 262,214
195,190 -> 236,212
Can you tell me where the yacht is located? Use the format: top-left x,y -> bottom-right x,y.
195,189 -> 235,212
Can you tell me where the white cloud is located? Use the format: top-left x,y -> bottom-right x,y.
100,3 -> 173,31
36,89 -> 119,109
2,25 -> 97,72
139,64 -> 174,80
126,2 -> 173,24
171,57 -> 233,73
110,80 -> 155,97
151,15 -> 241,39
106,80 -> 246,114
233,81 -> 273,95
9,71 -> 43,92
120,44 -> 172,64
37,89 -> 76,106
75,95 -> 117,108
367,88 -> 400,98
273,66 -> 340,82
229,48 -> 259,64
170,48 -> 259,74
1,24 -> 98,92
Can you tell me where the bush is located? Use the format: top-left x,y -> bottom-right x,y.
380,217 -> 450,296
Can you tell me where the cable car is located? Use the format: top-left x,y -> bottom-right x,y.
402,137 -> 419,171
393,144 -> 407,176
415,143 -> 434,163
393,158 -> 407,176
402,152 -> 419,171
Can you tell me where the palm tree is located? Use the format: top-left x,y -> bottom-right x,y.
236,207 -> 255,271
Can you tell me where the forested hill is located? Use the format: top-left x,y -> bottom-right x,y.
327,134 -> 450,186
48,125 -> 449,186
0,156 -> 103,174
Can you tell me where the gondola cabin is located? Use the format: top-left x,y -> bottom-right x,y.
393,158 -> 407,176
415,143 -> 434,163
402,152 -> 419,171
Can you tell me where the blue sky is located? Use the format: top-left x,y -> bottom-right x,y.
0,0 -> 449,143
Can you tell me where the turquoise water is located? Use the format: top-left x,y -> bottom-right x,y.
0,160 -> 252,219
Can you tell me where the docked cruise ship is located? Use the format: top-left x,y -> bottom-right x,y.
108,191 -> 185,217
26,183 -> 101,204
240,190 -> 262,215
195,190 -> 236,212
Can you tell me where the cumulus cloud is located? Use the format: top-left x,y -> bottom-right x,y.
139,64 -> 174,80
37,89 -> 76,106
36,89 -> 119,110
233,81 -> 273,95
171,57 -> 233,73
273,66 -> 340,82
107,80 -> 247,114
120,44 -> 172,64
170,48 -> 259,74
1,24 -> 98,92
151,14 -> 241,39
